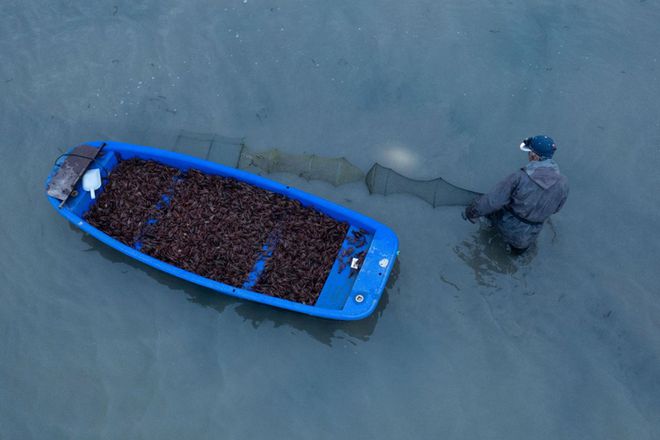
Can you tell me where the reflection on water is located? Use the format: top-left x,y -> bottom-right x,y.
453,224 -> 536,289
230,258 -> 400,346
377,140 -> 420,175
79,230 -> 400,347
79,231 -> 235,315
228,290 -> 389,347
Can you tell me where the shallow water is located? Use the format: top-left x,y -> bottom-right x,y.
2,1 -> 660,439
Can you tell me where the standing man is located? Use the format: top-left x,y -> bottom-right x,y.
463,135 -> 569,254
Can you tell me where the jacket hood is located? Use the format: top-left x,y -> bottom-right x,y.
524,160 -> 562,189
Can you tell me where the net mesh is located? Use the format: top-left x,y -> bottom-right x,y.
238,148 -> 364,187
365,163 -> 481,207
168,130 -> 480,207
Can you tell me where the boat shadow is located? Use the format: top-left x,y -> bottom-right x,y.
231,259 -> 399,347
78,228 -> 399,347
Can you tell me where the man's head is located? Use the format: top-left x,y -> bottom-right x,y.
519,135 -> 556,161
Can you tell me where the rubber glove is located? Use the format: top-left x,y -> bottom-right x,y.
462,205 -> 479,224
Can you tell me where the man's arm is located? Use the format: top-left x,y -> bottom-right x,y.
465,171 -> 522,221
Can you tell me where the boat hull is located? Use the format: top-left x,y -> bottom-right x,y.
46,141 -> 399,320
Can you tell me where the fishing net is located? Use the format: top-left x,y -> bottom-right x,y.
365,163 -> 481,207
238,148 -> 364,187
174,130 -> 245,167
170,130 -> 481,206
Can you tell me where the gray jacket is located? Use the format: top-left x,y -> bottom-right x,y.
470,160 -> 569,249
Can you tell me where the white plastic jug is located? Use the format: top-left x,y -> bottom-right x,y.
82,168 -> 102,199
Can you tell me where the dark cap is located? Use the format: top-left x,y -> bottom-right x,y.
519,135 -> 557,159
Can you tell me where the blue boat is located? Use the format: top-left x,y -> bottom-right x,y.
46,141 -> 398,320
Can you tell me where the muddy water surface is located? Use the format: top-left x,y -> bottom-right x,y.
1,1 -> 659,439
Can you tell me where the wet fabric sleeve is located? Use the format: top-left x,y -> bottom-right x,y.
471,171 -> 522,217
